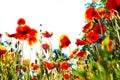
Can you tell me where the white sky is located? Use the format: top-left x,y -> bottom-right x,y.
0,0 -> 91,61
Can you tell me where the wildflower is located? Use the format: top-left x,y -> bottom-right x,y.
93,23 -> 106,34
60,61 -> 69,71
76,51 -> 87,59
102,37 -> 114,51
44,61 -> 55,70
42,43 -> 49,50
17,18 -> 26,25
0,45 -> 7,55
31,63 -> 39,70
69,54 -> 74,59
75,39 -> 87,46
59,34 -> 71,48
63,73 -> 70,80
85,7 -> 100,21
82,22 -> 93,33
86,31 -> 99,43
22,59 -> 30,70
106,0 -> 120,12
42,31 -> 53,38
72,49 -> 77,54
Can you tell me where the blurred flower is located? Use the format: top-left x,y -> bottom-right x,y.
106,0 -> 120,12
0,33 -> 2,38
44,61 -> 55,70
0,45 -> 7,55
72,49 -> 77,54
22,59 -> 30,69
31,63 -> 39,70
17,18 -> 26,25
102,37 -> 114,51
76,51 -> 87,59
86,31 -> 99,43
69,54 -> 74,59
42,31 -> 53,38
42,43 -> 49,51
93,23 -> 106,34
85,8 -> 100,21
60,61 -> 69,71
59,34 -> 71,48
75,39 -> 87,46
32,76 -> 37,80
63,73 -> 70,80
82,22 -> 93,33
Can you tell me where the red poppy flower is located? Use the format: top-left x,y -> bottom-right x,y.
60,61 -> 69,71
59,34 -> 71,48
17,18 -> 26,25
42,31 -> 53,38
0,34 -> 1,37
93,23 -> 106,34
85,8 -> 100,21
106,0 -> 120,11
82,22 -> 93,33
31,63 -> 39,70
42,43 -> 49,50
75,39 -> 87,46
44,62 -> 55,70
86,31 -> 99,43
64,73 -> 70,79
0,45 -> 7,55
76,51 -> 87,59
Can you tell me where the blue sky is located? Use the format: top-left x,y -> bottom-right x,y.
0,0 -> 91,61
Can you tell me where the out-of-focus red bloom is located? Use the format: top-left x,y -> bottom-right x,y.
107,40 -> 114,51
75,39 -> 87,46
60,61 -> 69,71
93,23 -> 107,34
32,76 -> 37,80
42,31 -> 53,38
76,51 -> 87,59
44,62 -> 55,70
31,63 -> 39,70
42,43 -> 49,50
85,7 -> 100,21
59,34 -> 71,48
96,7 -> 106,17
17,18 -> 26,25
0,45 -> 7,55
0,33 -> 2,38
69,54 -> 74,59
82,22 -> 93,33
106,0 -> 120,11
86,31 -> 99,43
72,49 -> 77,54
63,73 -> 70,80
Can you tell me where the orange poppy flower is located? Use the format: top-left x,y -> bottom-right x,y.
93,23 -> 106,34
42,31 -> 53,38
0,45 -> 7,55
85,8 -> 100,21
106,0 -> 120,11
72,49 -> 77,54
86,31 -> 99,43
82,22 -> 93,33
59,34 -> 71,48
76,51 -> 87,59
42,43 -> 49,50
107,40 -> 114,51
75,39 -> 87,46
17,18 -> 26,25
60,61 -> 69,71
